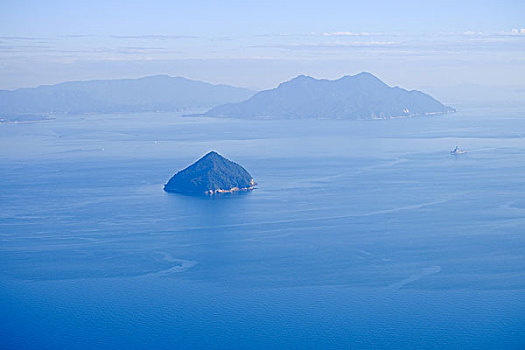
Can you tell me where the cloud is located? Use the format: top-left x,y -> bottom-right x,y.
63,34 -> 94,38
462,31 -> 483,36
250,41 -> 397,51
0,36 -> 45,41
110,35 -> 198,40
255,32 -> 318,38
0,44 -> 54,52
322,31 -> 371,37
0,30 -> 522,66
115,46 -> 172,55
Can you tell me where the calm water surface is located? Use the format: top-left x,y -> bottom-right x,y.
1,108 -> 524,349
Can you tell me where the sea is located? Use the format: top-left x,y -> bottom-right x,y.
1,105 -> 524,349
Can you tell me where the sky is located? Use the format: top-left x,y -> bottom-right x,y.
1,0 -> 524,98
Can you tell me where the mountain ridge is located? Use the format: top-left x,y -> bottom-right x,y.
205,72 -> 455,120
0,75 -> 255,115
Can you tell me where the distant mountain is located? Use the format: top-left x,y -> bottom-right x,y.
0,75 -> 254,115
205,72 -> 455,119
164,151 -> 256,195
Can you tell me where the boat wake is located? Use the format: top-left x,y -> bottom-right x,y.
388,266 -> 441,289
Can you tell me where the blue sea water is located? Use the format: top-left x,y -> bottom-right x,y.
0,107 -> 524,349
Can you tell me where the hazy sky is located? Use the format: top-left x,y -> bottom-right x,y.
1,0 -> 524,93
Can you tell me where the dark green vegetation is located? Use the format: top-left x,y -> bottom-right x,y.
205,72 -> 455,119
164,151 -> 255,195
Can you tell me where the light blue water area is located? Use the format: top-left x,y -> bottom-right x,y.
1,108 -> 524,349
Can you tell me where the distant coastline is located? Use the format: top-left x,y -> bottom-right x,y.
0,115 -> 53,125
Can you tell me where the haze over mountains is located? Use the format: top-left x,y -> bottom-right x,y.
0,72 -> 455,120
206,72 -> 455,120
0,75 -> 254,115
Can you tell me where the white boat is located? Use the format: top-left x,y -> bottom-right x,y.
450,146 -> 466,154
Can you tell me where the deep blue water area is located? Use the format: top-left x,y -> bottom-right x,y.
1,108 -> 524,349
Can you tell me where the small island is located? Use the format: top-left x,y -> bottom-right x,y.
164,151 -> 256,195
